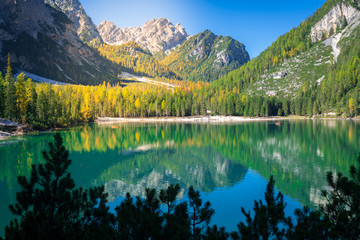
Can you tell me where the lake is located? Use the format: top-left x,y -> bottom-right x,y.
0,119 -> 359,236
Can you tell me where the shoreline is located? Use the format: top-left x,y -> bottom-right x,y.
0,128 -> 64,141
1,116 -> 359,141
95,115 -> 359,124
95,116 -> 296,124
0,131 -> 12,140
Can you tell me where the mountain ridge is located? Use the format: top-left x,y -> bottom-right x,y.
0,0 -> 118,85
98,18 -> 188,53
97,41 -> 178,79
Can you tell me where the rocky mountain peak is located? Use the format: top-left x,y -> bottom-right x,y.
98,20 -> 117,34
310,2 -> 360,42
97,17 -> 188,53
44,0 -> 102,43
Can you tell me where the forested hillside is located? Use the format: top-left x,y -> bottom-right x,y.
97,42 -> 178,79
215,0 -> 356,91
0,58 -> 210,129
160,30 -> 250,82
213,0 -> 360,116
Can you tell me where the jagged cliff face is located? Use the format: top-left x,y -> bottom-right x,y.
44,0 -> 102,43
161,30 -> 250,82
309,1 -> 360,62
310,2 -> 360,42
0,0 -> 117,84
98,18 -> 188,53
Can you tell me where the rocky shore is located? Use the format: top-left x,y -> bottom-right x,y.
0,118 -> 31,140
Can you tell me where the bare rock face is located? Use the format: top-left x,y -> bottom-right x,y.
98,18 -> 188,53
310,2 -> 360,42
44,0 -> 102,43
0,0 -> 82,54
0,0 -> 116,84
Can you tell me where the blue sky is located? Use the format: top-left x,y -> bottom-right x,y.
81,0 -> 327,58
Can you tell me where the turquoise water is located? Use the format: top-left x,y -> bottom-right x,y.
0,120 -> 359,235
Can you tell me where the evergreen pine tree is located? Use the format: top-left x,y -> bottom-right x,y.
313,100 -> 319,116
187,186 -> 215,239
282,98 -> 289,116
25,78 -> 37,124
15,73 -> 28,124
320,154 -> 360,239
204,225 -> 229,240
36,90 -> 48,127
307,98 -> 313,117
115,189 -> 163,240
289,207 -> 330,240
0,72 -> 5,117
5,133 -> 113,240
160,184 -> 191,240
237,176 -> 292,240
4,54 -> 16,120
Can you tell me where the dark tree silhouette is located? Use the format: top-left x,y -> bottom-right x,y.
204,225 -> 229,240
289,207 -> 330,240
187,186 -> 215,239
320,154 -> 360,239
159,184 -> 191,239
235,176 -> 292,240
115,189 -> 163,240
4,133 -> 114,240
3,132 -> 360,240
159,183 -> 181,215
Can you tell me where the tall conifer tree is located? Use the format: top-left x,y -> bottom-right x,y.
0,72 -> 5,117
4,54 -> 16,120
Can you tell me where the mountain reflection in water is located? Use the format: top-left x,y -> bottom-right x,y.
0,120 -> 359,235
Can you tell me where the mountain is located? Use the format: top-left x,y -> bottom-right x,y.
160,30 -> 250,82
44,0 -> 102,44
97,18 -> 188,53
215,0 -> 360,115
0,0 -> 118,85
245,0 -> 360,98
97,18 -> 250,82
97,41 -> 178,79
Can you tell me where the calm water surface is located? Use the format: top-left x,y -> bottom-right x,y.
0,120 -> 359,236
